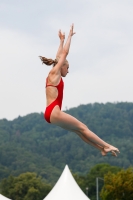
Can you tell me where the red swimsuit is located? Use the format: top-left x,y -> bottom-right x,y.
44,78 -> 64,123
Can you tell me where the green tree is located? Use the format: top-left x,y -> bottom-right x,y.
74,163 -> 121,200
0,172 -> 52,200
100,167 -> 133,200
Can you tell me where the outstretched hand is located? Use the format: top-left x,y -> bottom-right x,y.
58,30 -> 65,41
58,24 -> 75,41
69,23 -> 76,37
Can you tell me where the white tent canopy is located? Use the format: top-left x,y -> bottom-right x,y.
0,194 -> 11,200
44,165 -> 90,200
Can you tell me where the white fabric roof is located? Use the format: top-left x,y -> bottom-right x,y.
44,165 -> 90,200
0,194 -> 11,200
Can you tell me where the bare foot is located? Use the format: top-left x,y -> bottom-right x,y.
104,146 -> 120,157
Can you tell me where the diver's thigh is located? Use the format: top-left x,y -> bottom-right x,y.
50,107 -> 85,131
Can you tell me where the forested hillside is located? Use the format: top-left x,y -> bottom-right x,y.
0,102 -> 133,184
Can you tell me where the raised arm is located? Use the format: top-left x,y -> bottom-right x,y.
39,24 -> 75,74
52,24 -> 75,74
56,30 -> 65,59
63,24 -> 75,55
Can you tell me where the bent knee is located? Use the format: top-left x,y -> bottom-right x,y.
77,123 -> 88,132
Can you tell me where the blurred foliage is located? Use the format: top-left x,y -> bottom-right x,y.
100,167 -> 133,200
0,102 -> 133,186
74,163 -> 121,200
0,172 -> 51,200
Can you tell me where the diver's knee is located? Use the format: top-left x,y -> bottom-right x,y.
78,123 -> 88,132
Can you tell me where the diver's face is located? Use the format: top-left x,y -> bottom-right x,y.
61,62 -> 69,77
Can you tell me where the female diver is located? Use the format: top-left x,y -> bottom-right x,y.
39,24 -> 120,157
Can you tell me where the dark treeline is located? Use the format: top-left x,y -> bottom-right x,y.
0,102 -> 133,185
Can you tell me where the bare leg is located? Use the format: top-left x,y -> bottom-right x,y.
75,131 -> 108,156
60,126 -> 107,156
50,107 -> 120,156
76,130 -> 118,157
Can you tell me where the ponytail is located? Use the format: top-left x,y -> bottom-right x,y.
39,56 -> 58,66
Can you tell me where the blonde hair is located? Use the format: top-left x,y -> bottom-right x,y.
39,56 -> 58,66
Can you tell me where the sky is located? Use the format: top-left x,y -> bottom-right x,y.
0,0 -> 133,120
